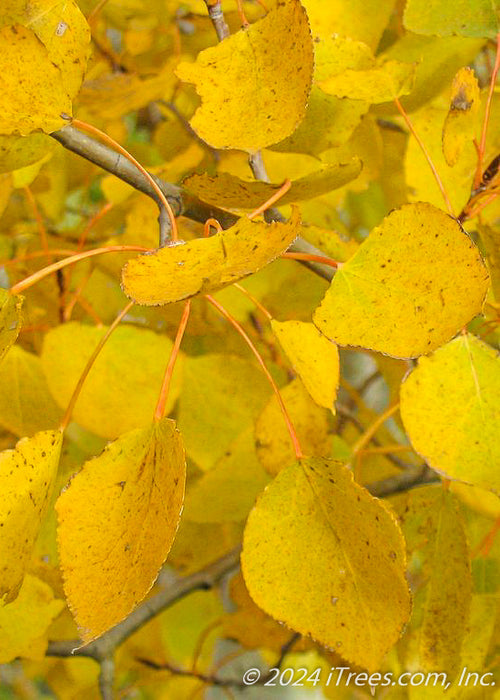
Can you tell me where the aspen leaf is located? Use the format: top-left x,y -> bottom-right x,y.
178,354 -> 271,470
222,573 -> 307,653
255,378 -> 333,476
175,0 -> 314,151
313,203 -> 490,358
0,346 -> 62,437
396,487 -> 471,677
0,133 -> 54,174
121,207 -> 301,306
0,289 -> 23,362
0,25 -> 72,135
41,323 -> 182,439
442,67 -> 480,167
0,575 -> 64,663
0,430 -> 62,603
184,429 -> 270,523
271,320 -> 339,410
56,418 -> 185,641
2,0 -> 90,100
318,60 -> 417,104
241,457 -> 411,671
182,161 -> 362,210
301,0 -> 397,49
400,334 -> 500,492
450,481 -> 500,520
403,0 -> 499,39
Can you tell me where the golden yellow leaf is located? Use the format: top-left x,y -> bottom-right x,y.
0,430 -> 62,603
0,289 -> 22,362
0,346 -> 62,437
0,133 -> 54,174
313,203 -> 489,358
0,575 -> 64,663
403,0 -> 499,39
396,487 -> 471,677
272,320 -> 339,410
0,25 -> 72,135
442,67 -> 480,167
178,354 -> 271,470
400,333 -> 500,492
184,428 -> 270,524
318,60 -> 416,104
255,378 -> 333,476
301,224 -> 359,261
56,418 -> 185,641
3,0 -> 90,99
182,161 -> 361,210
121,207 -> 301,306
175,0 -> 314,151
241,457 -> 411,671
41,323 -> 182,440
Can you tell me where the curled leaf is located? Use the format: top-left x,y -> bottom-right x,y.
121,208 -> 301,306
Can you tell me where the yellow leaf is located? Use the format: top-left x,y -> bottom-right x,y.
0,289 -> 23,362
479,222 -> 500,302
318,60 -> 416,104
182,161 -> 362,210
168,520 -> 243,576
3,0 -> 90,99
272,320 -> 339,410
404,103 -> 478,212
0,25 -> 72,135
41,323 -> 183,440
121,207 -> 301,306
0,430 -> 62,603
178,354 -> 271,470
56,418 -> 185,641
0,575 -> 64,663
442,67 -> 480,167
396,487 -> 472,677
450,481 -> 500,519
78,62 -> 177,122
403,0 -> 499,39
313,203 -> 489,358
222,572 -> 309,652
0,133 -> 55,174
301,224 -> 359,261
301,0 -> 397,50
255,378 -> 333,476
175,0 -> 314,151
184,428 -> 270,524
241,457 -> 411,671
0,345 -> 62,437
400,333 -> 500,492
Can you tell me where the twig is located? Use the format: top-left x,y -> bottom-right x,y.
98,657 -> 115,700
136,631 -> 301,688
204,0 -> 230,40
367,466 -> 439,498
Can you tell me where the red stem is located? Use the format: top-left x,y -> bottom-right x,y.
205,294 -> 303,460
154,300 -> 191,421
474,33 -> 500,190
